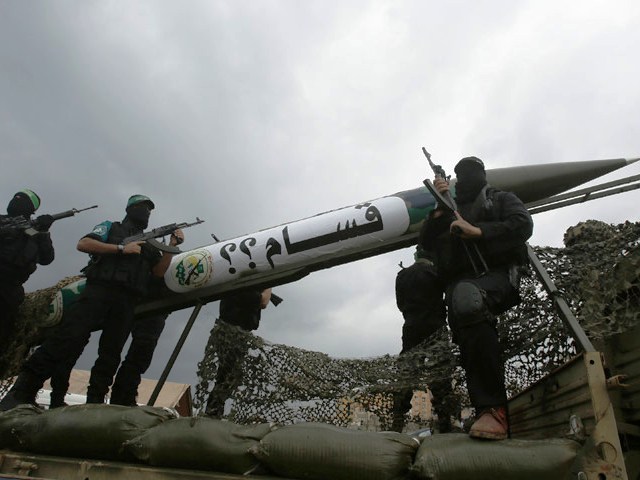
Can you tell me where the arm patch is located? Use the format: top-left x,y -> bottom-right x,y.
86,221 -> 112,242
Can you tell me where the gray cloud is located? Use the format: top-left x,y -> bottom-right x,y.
1,0 -> 639,391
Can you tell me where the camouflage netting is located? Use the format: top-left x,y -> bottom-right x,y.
1,221 -> 638,431
194,220 -> 640,430
0,275 -> 83,385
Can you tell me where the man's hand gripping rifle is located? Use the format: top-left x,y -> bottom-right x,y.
0,205 -> 98,236
421,147 -> 488,276
122,217 -> 205,254
422,147 -> 458,213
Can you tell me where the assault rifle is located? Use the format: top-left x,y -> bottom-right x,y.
122,217 -> 205,254
0,205 -> 98,236
422,147 -> 458,212
421,147 -> 488,276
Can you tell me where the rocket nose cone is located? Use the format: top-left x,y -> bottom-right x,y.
487,157 -> 640,203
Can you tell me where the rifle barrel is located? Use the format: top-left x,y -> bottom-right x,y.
50,205 -> 98,221
51,210 -> 78,221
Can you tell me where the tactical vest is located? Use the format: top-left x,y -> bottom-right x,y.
83,221 -> 159,296
433,186 -> 529,280
471,186 -> 530,267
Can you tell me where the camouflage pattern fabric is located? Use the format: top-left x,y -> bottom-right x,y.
194,220 -> 639,430
2,221 -> 638,430
0,275 -> 83,382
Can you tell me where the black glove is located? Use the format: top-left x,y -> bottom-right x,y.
34,214 -> 54,232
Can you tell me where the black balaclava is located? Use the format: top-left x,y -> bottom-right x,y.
125,203 -> 151,230
7,191 -> 39,218
454,156 -> 487,204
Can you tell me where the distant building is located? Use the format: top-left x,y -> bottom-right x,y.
408,390 -> 432,421
339,389 -> 434,431
346,400 -> 382,431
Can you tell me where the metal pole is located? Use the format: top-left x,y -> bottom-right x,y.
526,245 -> 596,352
526,174 -> 640,214
148,302 -> 203,406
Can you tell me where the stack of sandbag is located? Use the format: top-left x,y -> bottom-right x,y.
0,404 -> 43,450
1,404 -> 176,461
409,433 -> 580,480
250,422 -> 420,480
123,417 -> 275,474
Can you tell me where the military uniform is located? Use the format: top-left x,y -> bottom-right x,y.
109,310 -> 168,406
0,195 -> 172,410
48,282 -> 169,408
419,157 -> 533,439
0,190 -> 54,377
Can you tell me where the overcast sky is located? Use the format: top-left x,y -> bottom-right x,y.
1,0 -> 639,391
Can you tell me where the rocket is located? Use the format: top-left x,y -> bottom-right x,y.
130,156 -> 638,316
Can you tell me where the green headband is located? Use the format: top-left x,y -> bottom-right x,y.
20,189 -> 41,211
127,194 -> 155,210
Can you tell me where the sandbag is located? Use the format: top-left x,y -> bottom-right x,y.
251,422 -> 419,480
123,417 -> 274,474
0,404 -> 42,449
410,433 -> 580,480
10,404 -> 176,460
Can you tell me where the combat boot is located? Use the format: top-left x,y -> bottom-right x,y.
49,393 -> 68,409
85,394 -> 105,404
469,406 -> 508,440
0,372 -> 43,411
109,391 -> 138,407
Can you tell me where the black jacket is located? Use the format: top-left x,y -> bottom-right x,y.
419,186 -> 533,281
0,214 -> 55,286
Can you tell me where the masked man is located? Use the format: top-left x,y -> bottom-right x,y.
419,157 -> 533,440
1,195 -> 182,409
0,190 -> 54,376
